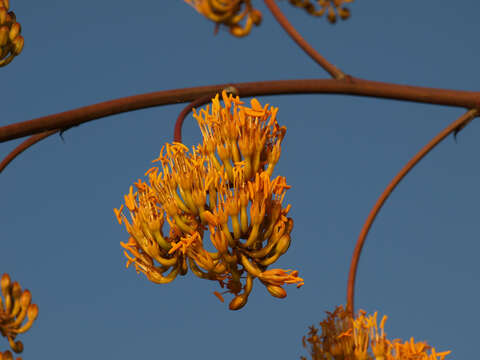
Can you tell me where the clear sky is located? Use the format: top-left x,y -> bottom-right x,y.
1,1 -> 479,359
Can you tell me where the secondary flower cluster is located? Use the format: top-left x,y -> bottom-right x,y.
184,0 -> 353,37
115,90 -> 303,310
0,274 -> 38,359
0,0 -> 24,67
185,0 -> 262,37
288,0 -> 353,24
301,305 -> 450,360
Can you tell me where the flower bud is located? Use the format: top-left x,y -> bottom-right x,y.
19,289 -> 31,308
1,273 -> 11,292
0,25 -> 7,46
251,9 -> 262,26
8,21 -> 19,40
338,7 -> 350,20
27,303 -> 39,321
276,234 -> 291,255
10,339 -> 23,354
229,294 -> 248,310
5,10 -> 13,22
11,281 -> 21,300
0,7 -> 7,25
13,33 -> 24,54
327,7 -> 337,23
1,350 -> 13,360
266,284 -> 287,298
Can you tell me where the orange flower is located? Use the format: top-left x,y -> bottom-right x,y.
115,90 -> 301,309
0,273 -> 38,356
302,306 -> 450,360
0,0 -> 24,67
288,0 -> 353,24
185,0 -> 262,37
258,268 -> 304,287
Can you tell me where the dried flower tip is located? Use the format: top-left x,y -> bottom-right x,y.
213,291 -> 225,303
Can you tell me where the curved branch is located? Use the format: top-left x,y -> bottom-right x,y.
0,92 -> 237,174
2,77 -> 480,143
263,0 -> 345,79
0,130 -> 57,173
346,109 -> 479,317
174,87 -> 239,142
174,93 -> 220,143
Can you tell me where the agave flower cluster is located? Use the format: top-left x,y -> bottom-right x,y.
302,305 -> 450,360
0,0 -> 23,67
289,0 -> 353,24
185,0 -> 262,37
185,0 -> 353,37
0,274 -> 38,359
115,90 -> 303,310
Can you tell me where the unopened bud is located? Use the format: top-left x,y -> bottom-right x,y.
266,284 -> 287,298
251,9 -> 262,26
11,281 -> 21,300
1,273 -> 11,292
0,25 -> 8,46
338,7 -> 350,20
2,350 -> 14,360
229,294 -> 248,310
8,21 -> 19,40
276,234 -> 291,255
230,24 -> 249,38
0,7 -> 7,24
20,289 -> 31,308
13,33 -> 24,54
327,7 -> 337,23
6,11 -> 15,23
27,303 -> 38,321
10,339 -> 23,354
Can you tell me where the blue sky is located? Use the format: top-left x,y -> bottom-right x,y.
1,1 -> 479,359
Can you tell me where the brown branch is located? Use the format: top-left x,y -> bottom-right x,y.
0,92 -> 236,174
0,130 -> 57,173
174,87 -> 239,143
174,93 -> 221,143
1,78 -> 480,143
263,0 -> 345,79
345,109 -> 479,317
